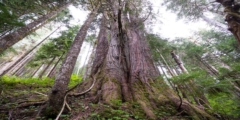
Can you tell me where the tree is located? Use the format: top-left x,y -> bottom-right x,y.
42,0 -> 215,119
43,1 -> 101,117
0,2 -> 71,53
26,25 -> 79,78
0,26 -> 60,76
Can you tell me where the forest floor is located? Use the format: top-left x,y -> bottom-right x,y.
0,78 -> 191,120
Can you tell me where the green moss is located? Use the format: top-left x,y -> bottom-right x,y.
1,74 -> 82,88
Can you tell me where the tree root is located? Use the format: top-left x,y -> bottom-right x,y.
17,100 -> 47,108
55,75 -> 96,120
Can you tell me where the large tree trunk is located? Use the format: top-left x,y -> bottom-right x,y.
216,0 -> 240,45
43,4 -> 100,117
71,1 -> 215,119
0,4 -> 68,53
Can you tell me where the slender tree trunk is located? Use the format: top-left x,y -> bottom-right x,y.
39,57 -> 56,78
79,45 -> 92,75
15,67 -> 26,76
13,57 -> 33,76
30,65 -> 43,78
47,54 -> 64,78
172,52 -> 210,107
195,55 -> 219,76
0,26 -> 60,76
0,4 -> 68,53
43,4 -> 100,117
201,15 -> 228,32
159,54 -> 176,76
83,42 -> 97,80
171,51 -> 189,73
11,52 -> 34,75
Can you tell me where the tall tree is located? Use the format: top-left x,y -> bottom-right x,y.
43,1 -> 101,117
53,0 -> 214,119
0,2 -> 70,53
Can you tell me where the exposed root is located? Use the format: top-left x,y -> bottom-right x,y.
70,75 -> 96,96
165,92 -> 215,120
34,91 -> 47,97
17,100 -> 47,108
55,75 -> 96,120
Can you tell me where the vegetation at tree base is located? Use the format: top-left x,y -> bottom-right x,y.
0,0 -> 240,119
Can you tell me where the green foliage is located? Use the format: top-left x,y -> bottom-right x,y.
163,0 -> 206,20
146,33 -> 173,62
1,75 -> 54,87
28,25 -> 79,67
89,109 -> 131,120
208,93 -> 240,118
68,74 -> 82,87
1,74 -> 82,88
0,3 -> 24,29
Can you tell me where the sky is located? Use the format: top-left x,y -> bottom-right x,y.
68,1 -> 210,40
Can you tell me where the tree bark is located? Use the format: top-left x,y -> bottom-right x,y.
171,51 -> 189,73
78,1 -> 214,119
43,4 -> 100,117
0,4 -> 68,53
91,16 -> 109,75
216,0 -> 240,46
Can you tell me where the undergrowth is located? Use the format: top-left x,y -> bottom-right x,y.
1,74 -> 82,88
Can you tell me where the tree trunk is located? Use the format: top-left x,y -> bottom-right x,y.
30,65 -> 43,78
195,55 -> 219,76
73,1 -> 215,119
39,57 -> 56,78
216,0 -> 240,45
0,3 -> 68,53
79,45 -> 92,76
43,4 -> 100,117
201,15 -> 228,32
90,16 -> 109,75
0,26 -> 60,76
83,44 -> 96,80
47,54 -> 64,78
11,52 -> 34,76
171,51 -> 210,107
171,51 -> 189,73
